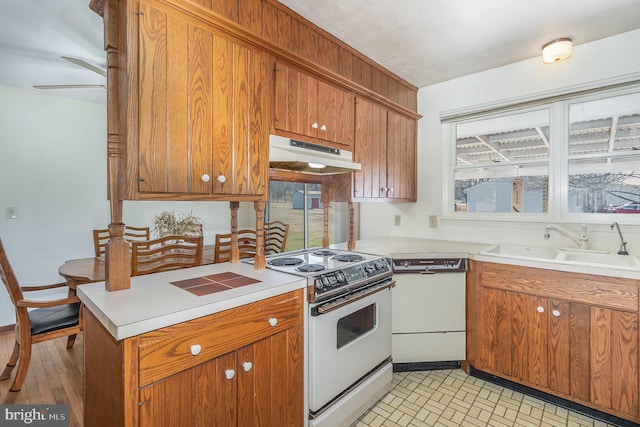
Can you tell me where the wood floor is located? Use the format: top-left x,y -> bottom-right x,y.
0,331 -> 84,427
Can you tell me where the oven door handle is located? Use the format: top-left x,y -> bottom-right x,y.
312,279 -> 395,316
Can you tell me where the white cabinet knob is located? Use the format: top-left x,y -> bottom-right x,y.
268,318 -> 278,327
190,344 -> 201,356
201,174 -> 210,183
552,310 -> 561,317
312,122 -> 319,129
320,124 -> 327,131
537,306 -> 545,313
217,175 -> 226,183
225,369 -> 235,380
243,362 -> 253,372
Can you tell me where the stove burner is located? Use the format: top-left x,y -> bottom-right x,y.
332,254 -> 365,263
296,264 -> 327,273
311,250 -> 336,257
268,257 -> 304,267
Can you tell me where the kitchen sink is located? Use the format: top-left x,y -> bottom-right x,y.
479,244 -> 640,271
555,250 -> 640,269
480,244 -> 559,260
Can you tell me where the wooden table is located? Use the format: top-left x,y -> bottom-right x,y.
59,245 -> 215,290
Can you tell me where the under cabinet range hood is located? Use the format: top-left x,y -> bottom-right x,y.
269,134 -> 361,175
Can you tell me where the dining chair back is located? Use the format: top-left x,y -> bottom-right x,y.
264,221 -> 289,254
0,238 -> 82,392
93,225 -> 150,258
131,234 -> 203,276
213,229 -> 257,263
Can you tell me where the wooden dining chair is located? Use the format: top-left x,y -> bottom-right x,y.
92,225 -> 150,257
0,238 -> 82,392
264,221 -> 289,254
130,234 -> 203,276
213,229 -> 257,263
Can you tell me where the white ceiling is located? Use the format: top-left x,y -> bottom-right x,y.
1,0 -> 640,104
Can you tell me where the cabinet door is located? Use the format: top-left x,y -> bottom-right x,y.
386,110 -> 416,201
139,369 -> 193,427
353,97 -> 388,199
590,307 -> 639,418
137,2 -> 268,197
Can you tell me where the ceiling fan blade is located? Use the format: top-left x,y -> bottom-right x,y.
33,84 -> 107,89
61,56 -> 106,77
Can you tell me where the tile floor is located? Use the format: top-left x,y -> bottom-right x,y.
352,369 -> 620,427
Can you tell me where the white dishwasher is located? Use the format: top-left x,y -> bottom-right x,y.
390,253 -> 467,370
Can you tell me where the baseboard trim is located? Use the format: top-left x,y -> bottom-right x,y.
470,366 -> 637,427
0,324 -> 15,334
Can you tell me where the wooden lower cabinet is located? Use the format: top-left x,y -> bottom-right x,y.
472,262 -> 639,422
84,290 -> 304,427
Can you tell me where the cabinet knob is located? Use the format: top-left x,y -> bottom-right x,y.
268,317 -> 278,327
201,174 -> 210,183
312,122 -> 319,129
190,344 -> 202,356
243,362 -> 253,372
320,124 -> 327,132
552,310 -> 561,317
225,369 -> 235,380
537,306 -> 545,313
217,175 -> 226,183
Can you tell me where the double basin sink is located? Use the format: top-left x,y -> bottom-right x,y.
479,244 -> 640,271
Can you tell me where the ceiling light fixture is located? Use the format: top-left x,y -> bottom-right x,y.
542,38 -> 573,64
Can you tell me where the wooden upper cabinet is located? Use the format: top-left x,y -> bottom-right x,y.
133,0 -> 270,200
353,97 -> 416,202
274,61 -> 354,150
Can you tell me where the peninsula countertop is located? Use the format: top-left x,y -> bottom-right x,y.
76,261 -> 307,341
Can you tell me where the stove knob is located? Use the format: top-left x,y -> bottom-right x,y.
336,272 -> 345,282
315,279 -> 324,290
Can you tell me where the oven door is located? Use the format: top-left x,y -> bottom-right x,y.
308,280 -> 393,413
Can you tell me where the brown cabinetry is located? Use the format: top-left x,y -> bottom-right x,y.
274,61 -> 354,149
353,97 -> 416,202
125,0 -> 272,200
84,289 -> 304,426
472,262 -> 639,422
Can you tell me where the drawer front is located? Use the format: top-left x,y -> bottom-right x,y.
479,262 -> 638,312
138,290 -> 302,387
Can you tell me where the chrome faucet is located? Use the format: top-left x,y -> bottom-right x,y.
610,222 -> 629,255
544,224 -> 589,249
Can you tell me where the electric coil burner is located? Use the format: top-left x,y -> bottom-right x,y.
267,257 -> 304,267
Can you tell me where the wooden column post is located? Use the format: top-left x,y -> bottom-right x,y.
348,202 -> 356,250
322,204 -> 330,248
230,202 -> 239,263
96,0 -> 130,291
253,201 -> 266,269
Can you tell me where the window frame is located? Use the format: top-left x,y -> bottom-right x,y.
444,83 -> 640,224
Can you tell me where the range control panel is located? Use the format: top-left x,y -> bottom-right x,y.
392,257 -> 467,273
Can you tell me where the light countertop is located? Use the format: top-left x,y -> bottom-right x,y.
77,262 -> 306,340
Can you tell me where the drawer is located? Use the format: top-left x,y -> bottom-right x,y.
479,262 -> 638,312
137,289 -> 302,387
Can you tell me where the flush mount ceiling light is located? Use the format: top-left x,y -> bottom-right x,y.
542,37 -> 573,63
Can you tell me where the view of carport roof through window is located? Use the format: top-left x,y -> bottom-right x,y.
452,88 -> 640,215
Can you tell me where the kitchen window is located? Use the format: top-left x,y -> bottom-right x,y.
446,85 -> 640,221
267,180 -> 351,250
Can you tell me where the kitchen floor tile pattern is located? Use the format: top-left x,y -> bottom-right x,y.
352,369 -> 618,427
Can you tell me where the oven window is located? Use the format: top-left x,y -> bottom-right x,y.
336,304 -> 376,349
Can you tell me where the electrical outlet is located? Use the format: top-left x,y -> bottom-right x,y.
429,215 -> 437,228
6,207 -> 17,219
394,215 -> 401,226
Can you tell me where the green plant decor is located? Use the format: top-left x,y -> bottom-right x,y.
151,210 -> 204,237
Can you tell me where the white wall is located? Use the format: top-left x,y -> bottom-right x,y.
360,29 -> 640,251
0,85 -> 239,326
